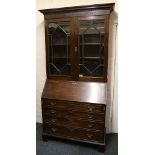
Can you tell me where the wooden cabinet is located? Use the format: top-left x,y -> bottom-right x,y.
39,3 -> 114,152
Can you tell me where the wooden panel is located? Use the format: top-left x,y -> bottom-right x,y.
42,108 -> 105,121
42,80 -> 107,104
43,125 -> 104,143
43,117 -> 104,131
42,99 -> 105,113
39,3 -> 114,151
39,3 -> 114,14
44,10 -> 110,19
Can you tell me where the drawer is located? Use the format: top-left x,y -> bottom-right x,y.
72,128 -> 104,143
43,117 -> 104,131
72,102 -> 104,113
43,125 -> 104,143
43,125 -> 70,137
42,99 -> 71,109
42,99 -> 105,113
42,109 -> 105,122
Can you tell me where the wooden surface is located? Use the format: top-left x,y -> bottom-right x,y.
42,80 -> 107,104
39,4 -> 115,152
39,3 -> 115,82
39,3 -> 115,14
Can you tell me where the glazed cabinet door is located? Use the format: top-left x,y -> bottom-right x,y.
45,18 -> 74,80
77,16 -> 109,82
44,16 -> 109,82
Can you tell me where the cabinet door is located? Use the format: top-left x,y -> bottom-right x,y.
45,19 -> 73,80
77,16 -> 109,82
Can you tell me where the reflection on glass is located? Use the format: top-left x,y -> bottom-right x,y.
78,19 -> 105,77
48,21 -> 71,75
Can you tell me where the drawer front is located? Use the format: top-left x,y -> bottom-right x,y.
42,99 -> 105,113
43,117 -> 104,131
42,109 -> 105,122
72,128 -> 104,143
43,125 -> 104,143
43,125 -> 70,137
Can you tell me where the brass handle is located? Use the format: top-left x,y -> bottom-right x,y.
88,107 -> 93,112
50,102 -> 56,106
68,117 -> 73,122
88,123 -> 93,128
51,110 -> 56,114
51,128 -> 57,132
51,118 -> 56,123
87,134 -> 93,139
88,115 -> 93,119
75,46 -> 77,53
69,128 -> 74,132
45,120 -> 50,124
69,109 -> 74,113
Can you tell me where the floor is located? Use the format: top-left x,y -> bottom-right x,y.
36,123 -> 118,155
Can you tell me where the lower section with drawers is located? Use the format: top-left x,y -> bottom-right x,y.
41,98 -> 106,152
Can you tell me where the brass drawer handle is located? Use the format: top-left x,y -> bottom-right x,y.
88,123 -> 93,128
69,128 -> 74,132
88,115 -> 93,119
69,109 -> 75,113
87,134 -> 93,139
51,110 -> 56,114
88,107 -> 93,112
50,102 -> 56,106
68,117 -> 73,122
45,120 -> 50,124
51,128 -> 57,132
51,118 -> 56,123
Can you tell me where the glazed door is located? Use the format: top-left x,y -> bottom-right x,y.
77,16 -> 109,82
46,18 -> 74,80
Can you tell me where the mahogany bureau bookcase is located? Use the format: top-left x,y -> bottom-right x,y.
39,3 -> 115,152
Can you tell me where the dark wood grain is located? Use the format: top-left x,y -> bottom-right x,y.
43,117 -> 105,131
39,3 -> 114,14
43,125 -> 104,143
42,80 -> 106,104
103,15 -> 110,82
42,133 -> 105,146
42,99 -> 105,112
40,4 -> 114,81
39,3 -> 114,152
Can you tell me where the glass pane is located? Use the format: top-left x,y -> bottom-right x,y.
78,19 -> 104,77
48,21 -> 71,76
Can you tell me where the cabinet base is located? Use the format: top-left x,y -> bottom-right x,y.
42,134 -> 105,152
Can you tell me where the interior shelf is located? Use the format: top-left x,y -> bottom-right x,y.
49,57 -> 71,59
49,63 -> 71,65
80,57 -> 104,59
51,44 -> 70,46
79,43 -> 104,46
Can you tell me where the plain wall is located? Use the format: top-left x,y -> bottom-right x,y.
36,0 -> 118,133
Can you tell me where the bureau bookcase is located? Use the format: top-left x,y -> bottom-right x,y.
39,3 -> 114,152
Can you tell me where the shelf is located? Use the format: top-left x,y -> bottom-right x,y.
50,57 -> 71,59
79,32 -> 104,35
49,63 -> 71,65
80,57 -> 104,59
52,44 -> 70,45
51,43 -> 103,46
49,57 -> 103,59
79,43 -> 104,46
48,33 -> 70,36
